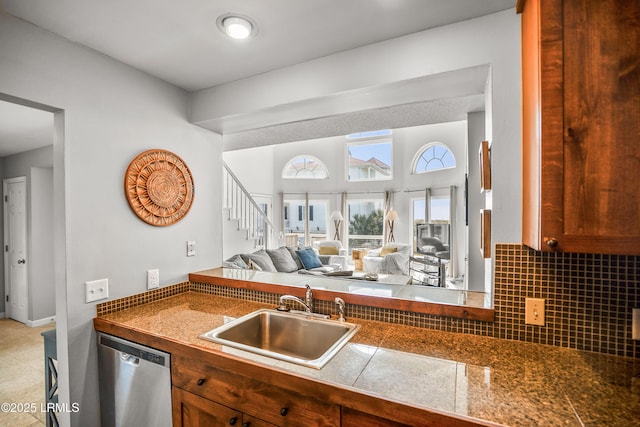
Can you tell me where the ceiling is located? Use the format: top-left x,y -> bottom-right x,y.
0,0 -> 514,92
0,0 -> 514,154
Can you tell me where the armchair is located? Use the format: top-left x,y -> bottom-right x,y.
312,240 -> 348,270
362,243 -> 411,275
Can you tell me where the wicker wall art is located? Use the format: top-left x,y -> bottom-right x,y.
124,149 -> 194,226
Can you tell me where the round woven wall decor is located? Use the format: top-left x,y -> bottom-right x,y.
124,149 -> 194,226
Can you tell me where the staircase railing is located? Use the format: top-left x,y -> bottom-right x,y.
223,162 -> 283,249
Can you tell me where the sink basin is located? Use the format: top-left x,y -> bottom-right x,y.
200,309 -> 360,369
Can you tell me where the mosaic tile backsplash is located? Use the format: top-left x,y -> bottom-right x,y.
99,244 -> 639,358
492,244 -> 639,358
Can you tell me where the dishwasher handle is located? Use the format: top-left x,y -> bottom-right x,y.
120,353 -> 140,366
99,334 -> 168,367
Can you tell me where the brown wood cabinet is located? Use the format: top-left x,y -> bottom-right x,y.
173,387 -> 276,427
520,0 -> 640,255
95,317 -> 495,427
171,355 -> 339,427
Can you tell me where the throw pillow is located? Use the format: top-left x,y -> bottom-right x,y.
285,246 -> 305,270
240,249 -> 277,272
222,254 -> 248,269
318,245 -> 339,255
380,246 -> 398,257
266,246 -> 299,272
296,247 -> 323,270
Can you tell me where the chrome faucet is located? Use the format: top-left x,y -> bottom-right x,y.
277,285 -> 330,319
278,285 -> 313,313
335,297 -> 346,321
278,294 -> 311,313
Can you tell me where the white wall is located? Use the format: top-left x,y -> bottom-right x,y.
30,166 -> 54,321
269,122 -> 467,241
467,112 -> 487,290
198,9 -> 521,246
222,146 -> 275,258
224,145 -> 274,196
0,13 -> 222,426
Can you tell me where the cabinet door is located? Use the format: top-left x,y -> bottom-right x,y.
521,0 -> 640,255
172,386 -> 242,427
562,0 -> 640,252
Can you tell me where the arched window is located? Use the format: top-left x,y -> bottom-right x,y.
412,142 -> 456,173
282,155 -> 329,179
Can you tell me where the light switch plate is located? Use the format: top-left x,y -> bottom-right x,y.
525,298 -> 545,326
147,269 -> 159,289
187,240 -> 196,257
86,278 -> 109,303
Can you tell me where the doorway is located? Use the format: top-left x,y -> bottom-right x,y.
3,176 -> 28,324
0,93 -> 66,425
0,98 -> 56,327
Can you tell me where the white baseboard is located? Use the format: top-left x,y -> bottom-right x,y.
0,312 -> 5,319
27,316 -> 56,327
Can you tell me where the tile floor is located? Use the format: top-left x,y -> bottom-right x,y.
0,319 -> 54,427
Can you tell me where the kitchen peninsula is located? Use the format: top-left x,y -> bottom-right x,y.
94,285 -> 639,426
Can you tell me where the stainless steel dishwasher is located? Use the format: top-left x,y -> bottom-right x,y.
97,333 -> 172,427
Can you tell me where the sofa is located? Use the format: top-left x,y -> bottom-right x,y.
223,245 -> 344,274
362,243 -> 411,275
312,240 -> 348,270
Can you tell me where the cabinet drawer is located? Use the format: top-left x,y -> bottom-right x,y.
172,356 -> 339,426
172,386 -> 242,427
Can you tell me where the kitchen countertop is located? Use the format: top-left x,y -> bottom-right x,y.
95,291 -> 639,427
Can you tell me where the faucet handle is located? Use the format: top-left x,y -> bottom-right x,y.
305,284 -> 313,312
335,297 -> 346,322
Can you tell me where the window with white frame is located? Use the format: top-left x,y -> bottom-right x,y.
282,155 -> 329,179
282,197 -> 328,246
347,198 -> 384,252
346,131 -> 393,182
412,142 -> 456,174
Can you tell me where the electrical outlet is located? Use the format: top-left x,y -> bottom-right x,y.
525,298 -> 545,326
187,240 -> 196,257
85,278 -> 109,303
633,308 -> 640,340
147,269 -> 159,289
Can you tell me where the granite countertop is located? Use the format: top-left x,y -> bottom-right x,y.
97,292 -> 640,427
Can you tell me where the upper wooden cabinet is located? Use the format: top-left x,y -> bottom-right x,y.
520,0 -> 640,255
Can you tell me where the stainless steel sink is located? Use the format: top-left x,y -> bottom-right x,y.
200,309 -> 360,369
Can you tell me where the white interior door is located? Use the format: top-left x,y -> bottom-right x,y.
4,177 -> 28,323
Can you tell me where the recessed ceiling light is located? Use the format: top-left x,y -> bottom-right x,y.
216,13 -> 258,40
